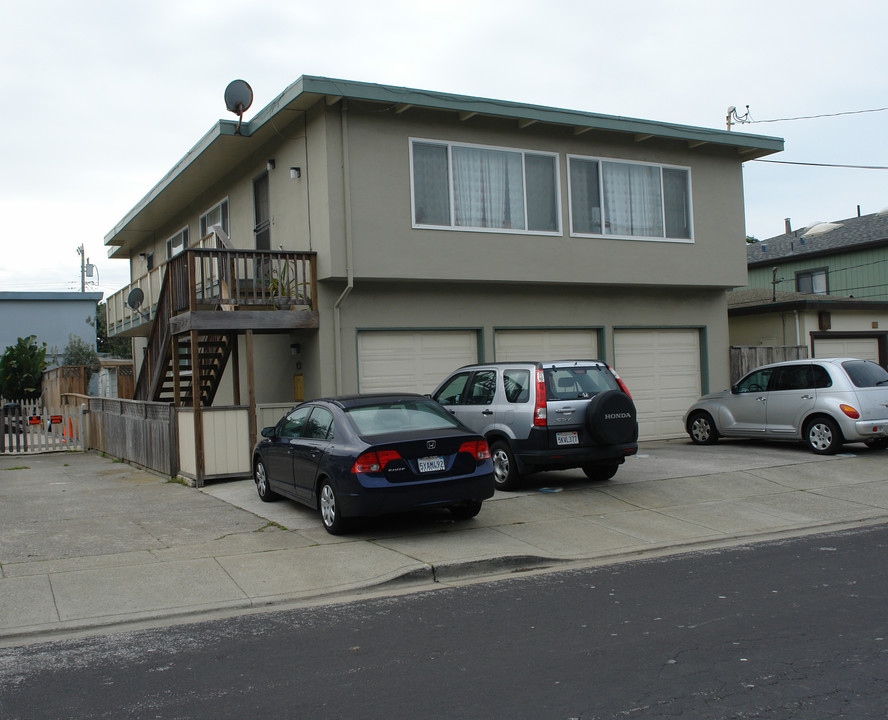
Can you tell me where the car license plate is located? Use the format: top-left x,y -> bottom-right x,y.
418,456 -> 445,473
556,431 -> 579,446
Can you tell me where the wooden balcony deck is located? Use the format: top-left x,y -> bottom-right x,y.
106,245 -> 319,338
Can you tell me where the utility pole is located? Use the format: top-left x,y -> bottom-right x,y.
77,244 -> 86,292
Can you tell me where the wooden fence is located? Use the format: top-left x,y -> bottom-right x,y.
1,399 -> 83,454
729,345 -> 809,383
3,395 -> 295,483
82,396 -> 179,477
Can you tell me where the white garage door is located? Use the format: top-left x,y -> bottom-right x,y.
357,331 -> 478,394
614,329 -> 701,441
494,329 -> 600,361
813,337 -> 879,363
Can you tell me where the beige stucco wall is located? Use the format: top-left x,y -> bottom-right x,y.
730,308 -> 888,353
324,102 -> 749,289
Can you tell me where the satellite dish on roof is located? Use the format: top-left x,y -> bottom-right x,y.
224,79 -> 253,135
126,287 -> 144,311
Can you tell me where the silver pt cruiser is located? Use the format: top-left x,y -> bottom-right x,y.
684,357 -> 888,454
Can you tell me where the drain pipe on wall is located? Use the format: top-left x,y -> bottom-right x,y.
333,99 -> 354,393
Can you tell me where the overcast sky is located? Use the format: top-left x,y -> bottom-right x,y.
2,0 -> 886,299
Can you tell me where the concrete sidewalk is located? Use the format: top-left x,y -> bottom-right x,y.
3,440 -> 888,645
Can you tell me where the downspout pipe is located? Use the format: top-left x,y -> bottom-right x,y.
333,99 -> 354,393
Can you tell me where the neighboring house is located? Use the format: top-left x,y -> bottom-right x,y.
731,212 -> 888,364
0,292 -> 103,367
103,75 -> 783,449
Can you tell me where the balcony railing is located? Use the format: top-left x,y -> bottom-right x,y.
107,241 -> 317,337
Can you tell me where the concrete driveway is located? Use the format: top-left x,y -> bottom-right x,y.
2,438 -> 887,645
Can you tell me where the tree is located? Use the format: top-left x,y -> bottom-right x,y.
0,336 -> 48,400
92,302 -> 132,358
61,334 -> 100,383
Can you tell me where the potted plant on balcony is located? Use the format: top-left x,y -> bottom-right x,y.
267,262 -> 311,310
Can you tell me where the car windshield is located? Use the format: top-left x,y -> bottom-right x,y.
841,360 -> 888,388
544,366 -> 618,400
346,400 -> 461,436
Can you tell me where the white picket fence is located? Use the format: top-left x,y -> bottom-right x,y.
0,398 -> 83,454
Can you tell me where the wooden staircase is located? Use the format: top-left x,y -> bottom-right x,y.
131,246 -> 319,407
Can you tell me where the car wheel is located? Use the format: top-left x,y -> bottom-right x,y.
585,390 -> 637,444
319,480 -> 349,534
865,437 -> 888,450
804,417 -> 842,454
687,411 -> 719,445
450,501 -> 483,520
254,460 -> 279,502
490,440 -> 521,491
582,464 -> 619,481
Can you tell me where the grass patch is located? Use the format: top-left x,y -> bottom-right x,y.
257,520 -> 287,532
3,466 -> 29,471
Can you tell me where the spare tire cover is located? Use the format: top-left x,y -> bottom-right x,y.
585,390 -> 637,445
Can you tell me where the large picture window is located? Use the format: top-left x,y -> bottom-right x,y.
411,139 -> 560,234
568,156 -> 693,241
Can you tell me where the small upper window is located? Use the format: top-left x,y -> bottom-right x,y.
166,227 -> 188,260
796,268 -> 828,295
200,199 -> 230,238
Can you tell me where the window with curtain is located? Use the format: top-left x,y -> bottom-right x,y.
568,156 -> 693,241
411,139 -> 559,234
796,268 -> 828,294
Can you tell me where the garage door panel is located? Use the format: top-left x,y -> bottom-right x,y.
495,329 -> 599,362
358,331 -> 477,394
814,338 -> 879,363
614,329 -> 701,442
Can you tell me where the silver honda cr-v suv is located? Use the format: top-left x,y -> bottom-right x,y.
432,360 -> 638,490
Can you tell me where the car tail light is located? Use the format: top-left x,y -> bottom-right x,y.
534,369 -> 547,426
840,404 -> 860,419
352,449 -> 402,473
459,439 -> 491,461
608,364 -> 633,399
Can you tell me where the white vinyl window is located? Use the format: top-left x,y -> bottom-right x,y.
200,198 -> 230,238
568,156 -> 693,241
166,227 -> 188,260
796,268 -> 828,294
411,139 -> 560,234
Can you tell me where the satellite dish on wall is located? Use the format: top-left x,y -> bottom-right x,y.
224,80 -> 253,135
126,287 -> 144,310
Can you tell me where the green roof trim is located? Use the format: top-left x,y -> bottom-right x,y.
105,75 -> 783,250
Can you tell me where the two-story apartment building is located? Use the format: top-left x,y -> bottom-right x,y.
731,212 -> 888,364
104,76 -> 783,448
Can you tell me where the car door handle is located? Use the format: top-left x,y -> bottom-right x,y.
481,409 -> 493,415
800,394 -> 813,399
556,407 -> 575,414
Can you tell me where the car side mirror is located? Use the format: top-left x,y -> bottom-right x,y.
261,426 -> 276,438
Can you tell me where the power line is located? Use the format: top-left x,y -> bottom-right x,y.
743,106 -> 888,125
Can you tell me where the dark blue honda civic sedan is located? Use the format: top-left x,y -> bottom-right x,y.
252,394 -> 495,534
